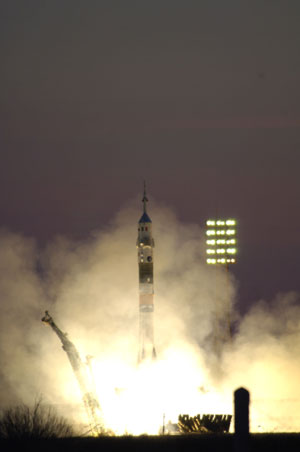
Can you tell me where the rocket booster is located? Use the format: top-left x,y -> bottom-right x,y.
137,184 -> 156,362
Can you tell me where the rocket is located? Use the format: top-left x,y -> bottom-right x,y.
137,183 -> 157,362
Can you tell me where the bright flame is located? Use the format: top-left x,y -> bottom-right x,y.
88,346 -> 232,435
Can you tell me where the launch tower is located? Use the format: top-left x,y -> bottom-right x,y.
41,311 -> 103,435
137,183 -> 156,362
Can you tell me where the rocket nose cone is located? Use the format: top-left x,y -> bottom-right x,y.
139,212 -> 152,223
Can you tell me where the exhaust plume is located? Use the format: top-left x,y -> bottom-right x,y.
0,200 -> 298,432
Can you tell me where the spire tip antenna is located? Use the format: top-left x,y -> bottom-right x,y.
142,180 -> 148,212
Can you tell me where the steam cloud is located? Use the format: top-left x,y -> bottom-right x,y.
0,199 -> 299,432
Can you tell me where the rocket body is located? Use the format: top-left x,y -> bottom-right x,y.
137,189 -> 156,362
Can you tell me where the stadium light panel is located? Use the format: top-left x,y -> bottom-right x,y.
205,218 -> 237,265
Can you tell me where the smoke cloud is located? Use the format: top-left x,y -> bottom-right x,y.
222,291 -> 300,431
0,199 -> 299,432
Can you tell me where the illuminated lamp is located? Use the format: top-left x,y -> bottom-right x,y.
206,219 -> 237,266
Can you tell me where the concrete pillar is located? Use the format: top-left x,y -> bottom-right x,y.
234,387 -> 250,452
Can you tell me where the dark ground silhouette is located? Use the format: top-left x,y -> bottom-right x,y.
1,433 -> 300,452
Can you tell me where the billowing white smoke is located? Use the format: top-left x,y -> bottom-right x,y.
0,199 -> 298,432
222,291 -> 300,431
0,229 -> 45,406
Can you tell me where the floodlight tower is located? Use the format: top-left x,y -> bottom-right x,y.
206,219 -> 237,267
205,219 -> 237,352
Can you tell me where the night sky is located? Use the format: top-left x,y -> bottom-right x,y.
1,1 -> 300,313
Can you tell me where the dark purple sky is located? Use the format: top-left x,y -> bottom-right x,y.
1,1 -> 300,312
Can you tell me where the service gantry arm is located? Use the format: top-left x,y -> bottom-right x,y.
41,311 -> 103,435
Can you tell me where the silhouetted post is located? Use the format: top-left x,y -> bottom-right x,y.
234,387 -> 250,452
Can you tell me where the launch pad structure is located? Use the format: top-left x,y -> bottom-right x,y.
41,311 -> 104,436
